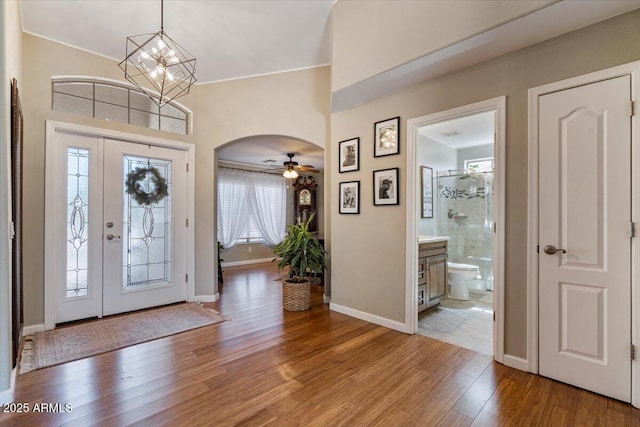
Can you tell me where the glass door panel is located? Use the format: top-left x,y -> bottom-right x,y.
102,139 -> 188,316
54,131 -> 103,324
122,156 -> 173,291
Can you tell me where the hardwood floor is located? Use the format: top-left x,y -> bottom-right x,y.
2,262 -> 640,426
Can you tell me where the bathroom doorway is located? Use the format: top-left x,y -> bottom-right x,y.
406,97 -> 505,362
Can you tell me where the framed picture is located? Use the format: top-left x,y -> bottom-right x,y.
373,168 -> 399,206
339,181 -> 360,214
339,137 -> 359,173
421,166 -> 433,218
374,116 -> 400,157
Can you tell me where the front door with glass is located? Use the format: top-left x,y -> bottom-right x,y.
52,131 -> 189,323
103,140 -> 188,315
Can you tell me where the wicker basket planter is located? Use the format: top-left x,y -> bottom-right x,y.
273,214 -> 327,313
282,280 -> 311,311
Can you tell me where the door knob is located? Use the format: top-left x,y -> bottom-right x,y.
543,245 -> 566,255
106,234 -> 121,240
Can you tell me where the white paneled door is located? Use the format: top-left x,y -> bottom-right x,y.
538,75 -> 631,401
52,131 -> 188,323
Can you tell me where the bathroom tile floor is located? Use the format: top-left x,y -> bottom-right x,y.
418,291 -> 493,356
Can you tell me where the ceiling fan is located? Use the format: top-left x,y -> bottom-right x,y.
265,153 -> 319,178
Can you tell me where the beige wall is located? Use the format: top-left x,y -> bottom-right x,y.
330,0 -> 555,92
329,9 -> 640,358
221,244 -> 275,265
20,33 -> 330,325
1,0 -> 23,392
198,69 -> 330,295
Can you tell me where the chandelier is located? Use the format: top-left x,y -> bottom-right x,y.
119,0 -> 197,107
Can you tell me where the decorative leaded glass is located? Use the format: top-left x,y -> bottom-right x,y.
66,148 -> 90,298
122,156 -> 172,290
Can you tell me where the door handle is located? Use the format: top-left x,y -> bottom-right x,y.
543,245 -> 566,255
106,233 -> 121,240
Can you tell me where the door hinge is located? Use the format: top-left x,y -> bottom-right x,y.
185,274 -> 189,282
9,221 -> 15,240
186,218 -> 189,227
493,311 -> 496,322
632,344 -> 636,361
630,101 -> 635,117
493,222 -> 497,233
186,163 -> 189,172
537,245 -> 539,253
632,222 -> 636,238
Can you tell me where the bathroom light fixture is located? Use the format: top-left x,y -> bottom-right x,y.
119,0 -> 197,106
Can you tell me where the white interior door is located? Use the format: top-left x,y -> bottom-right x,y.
52,132 -> 189,323
102,139 -> 188,316
538,75 -> 631,401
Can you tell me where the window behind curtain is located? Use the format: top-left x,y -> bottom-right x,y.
217,168 -> 286,247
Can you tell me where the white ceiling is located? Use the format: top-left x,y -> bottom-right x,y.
419,111 -> 495,149
19,0 -> 333,84
19,1 -> 640,167
217,135 -> 324,171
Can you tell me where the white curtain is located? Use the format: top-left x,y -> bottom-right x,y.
217,168 -> 251,248
248,172 -> 287,246
217,168 -> 286,248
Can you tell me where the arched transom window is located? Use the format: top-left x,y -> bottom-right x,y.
52,77 -> 191,135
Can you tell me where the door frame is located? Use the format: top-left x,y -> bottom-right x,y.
527,61 -> 640,407
44,121 -> 196,330
406,96 -> 506,364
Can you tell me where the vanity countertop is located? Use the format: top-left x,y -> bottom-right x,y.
418,235 -> 450,244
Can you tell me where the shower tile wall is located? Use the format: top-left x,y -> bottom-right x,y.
438,171 -> 494,290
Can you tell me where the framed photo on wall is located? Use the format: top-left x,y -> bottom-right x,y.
339,137 -> 359,173
373,167 -> 399,206
421,166 -> 433,218
339,181 -> 360,214
374,116 -> 400,157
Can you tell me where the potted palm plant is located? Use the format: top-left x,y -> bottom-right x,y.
273,214 -> 327,311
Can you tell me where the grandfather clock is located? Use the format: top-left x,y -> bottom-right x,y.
293,176 -> 318,231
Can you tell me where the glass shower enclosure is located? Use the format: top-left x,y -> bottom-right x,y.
437,170 -> 494,291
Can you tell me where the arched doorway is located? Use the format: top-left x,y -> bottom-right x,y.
214,135 -> 327,299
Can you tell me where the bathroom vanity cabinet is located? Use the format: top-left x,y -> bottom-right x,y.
418,239 -> 448,311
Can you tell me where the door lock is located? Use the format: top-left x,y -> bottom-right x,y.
106,221 -> 114,228
543,245 -> 566,255
106,234 -> 121,240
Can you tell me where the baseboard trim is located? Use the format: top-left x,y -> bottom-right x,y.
0,367 -> 16,404
195,294 -> 219,303
222,258 -> 273,267
330,302 -> 408,333
503,354 -> 528,372
23,324 -> 45,335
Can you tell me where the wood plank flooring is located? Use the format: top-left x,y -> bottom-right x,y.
2,262 -> 640,426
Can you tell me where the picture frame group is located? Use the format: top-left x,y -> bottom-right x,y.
337,116 -> 402,212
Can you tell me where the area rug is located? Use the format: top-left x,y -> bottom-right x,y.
20,303 -> 229,374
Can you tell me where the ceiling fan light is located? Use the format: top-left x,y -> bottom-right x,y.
290,169 -> 299,179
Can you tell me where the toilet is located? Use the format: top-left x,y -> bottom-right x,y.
447,262 -> 480,300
